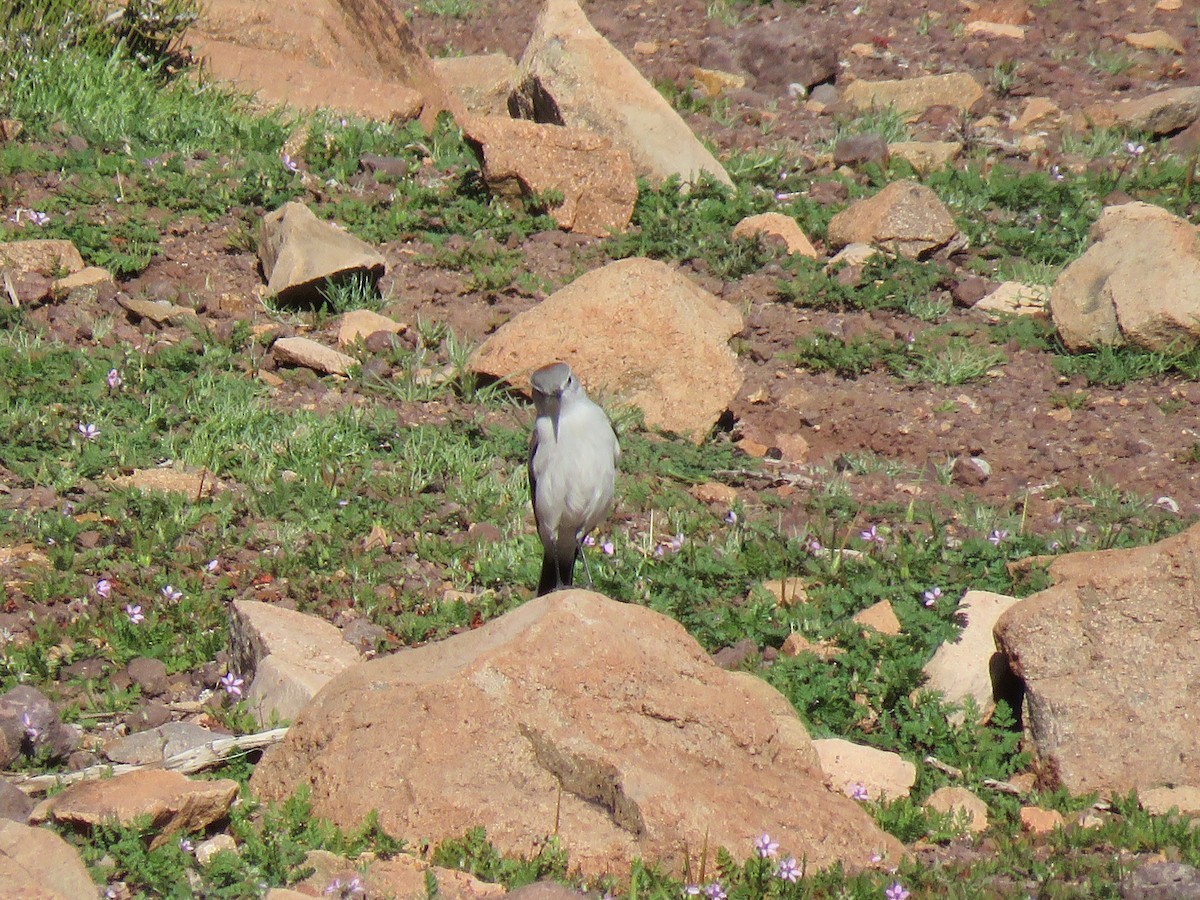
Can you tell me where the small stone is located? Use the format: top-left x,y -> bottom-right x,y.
689,482 -> 738,506
887,141 -> 962,174
195,833 -> 238,866
975,281 -> 1049,316
951,455 -> 991,486
0,780 -> 33,823
964,20 -> 1025,39
126,657 -> 169,696
1013,97 -> 1061,131
272,336 -> 358,377
359,153 -> 409,179
1020,805 -> 1064,835
813,738 -> 916,800
853,599 -> 901,636
124,701 -> 171,733
51,266 -> 114,302
692,67 -> 745,98
924,786 -> 990,833
117,295 -> 197,326
711,637 -> 759,670
1125,30 -> 1184,54
1141,785 -> 1200,817
763,579 -> 808,608
832,133 -> 890,168
732,213 -> 818,258
337,309 -> 405,347
1119,861 -> 1200,900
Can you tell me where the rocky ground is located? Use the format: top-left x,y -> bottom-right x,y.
3,0 -> 1200,896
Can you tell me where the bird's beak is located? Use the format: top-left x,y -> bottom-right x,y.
547,395 -> 562,440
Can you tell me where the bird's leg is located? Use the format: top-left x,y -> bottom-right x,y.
577,541 -> 596,588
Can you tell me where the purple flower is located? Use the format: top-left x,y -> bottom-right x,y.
77,422 -> 100,441
988,528 -> 1009,546
179,836 -> 194,853
583,535 -> 596,547
808,538 -> 823,553
683,887 -> 702,898
754,832 -> 779,858
205,558 -> 220,573
21,712 -> 39,741
704,883 -> 726,900
106,368 -> 123,390
95,578 -> 112,599
1125,141 -> 1145,158
776,856 -> 801,883
725,510 -> 738,525
1051,164 -> 1064,181
282,153 -> 299,173
848,782 -> 870,801
30,210 -> 49,226
126,604 -> 145,625
922,587 -> 942,607
885,883 -> 910,900
601,540 -> 615,556
220,671 -> 244,698
161,584 -> 183,602
860,524 -> 885,548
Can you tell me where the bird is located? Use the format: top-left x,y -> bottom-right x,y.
528,362 -> 620,596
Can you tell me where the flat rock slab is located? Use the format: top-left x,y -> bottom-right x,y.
842,72 -> 983,119
250,590 -> 903,878
110,466 -> 225,499
104,722 -> 222,765
813,737 -> 916,801
117,295 -> 198,326
994,521 -> 1200,794
469,257 -> 743,441
36,768 -> 238,849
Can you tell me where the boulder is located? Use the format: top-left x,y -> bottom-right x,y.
1050,202 -> 1200,351
258,202 -> 386,305
841,72 -> 983,120
229,600 -> 362,726
0,239 -> 84,276
468,257 -> 743,441
994,522 -> 1200,794
250,591 -> 904,877
191,0 -> 463,128
826,180 -> 964,259
463,115 -> 637,237
509,0 -> 732,187
0,820 -> 99,899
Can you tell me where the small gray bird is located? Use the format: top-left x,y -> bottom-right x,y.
528,362 -> 620,596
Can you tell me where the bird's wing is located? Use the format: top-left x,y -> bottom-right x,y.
527,425 -> 542,532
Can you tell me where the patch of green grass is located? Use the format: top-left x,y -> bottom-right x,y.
1054,343 -> 1200,386
899,336 -> 1006,386
779,254 -> 951,317
785,330 -> 907,378
827,106 -> 914,149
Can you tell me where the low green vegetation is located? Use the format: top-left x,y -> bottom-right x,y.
2,3 -> 1200,898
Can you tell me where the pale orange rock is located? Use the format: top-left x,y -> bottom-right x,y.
924,786 -> 990,834
1124,30 -> 1184,54
690,482 -> 738,505
733,212 -> 818,258
853,599 -> 902,636
1013,97 -> 1061,131
692,67 -> 745,98
1020,806 -> 1064,835
39,769 -> 238,849
337,309 -> 406,347
965,21 -> 1025,39
765,579 -> 809,609
111,466 -> 224,499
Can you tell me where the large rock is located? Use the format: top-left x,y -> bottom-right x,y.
509,0 -> 732,187
229,600 -> 362,726
0,239 -> 84,276
1049,202 -> 1200,351
468,258 -> 743,441
463,115 -> 637,237
994,522 -> 1200,794
842,72 -> 983,120
250,591 -> 903,877
923,590 -> 1021,725
827,179 -> 964,259
191,0 -> 464,128
0,820 -> 99,899
258,202 -> 386,305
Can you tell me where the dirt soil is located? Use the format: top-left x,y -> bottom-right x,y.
16,0 -> 1200,539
